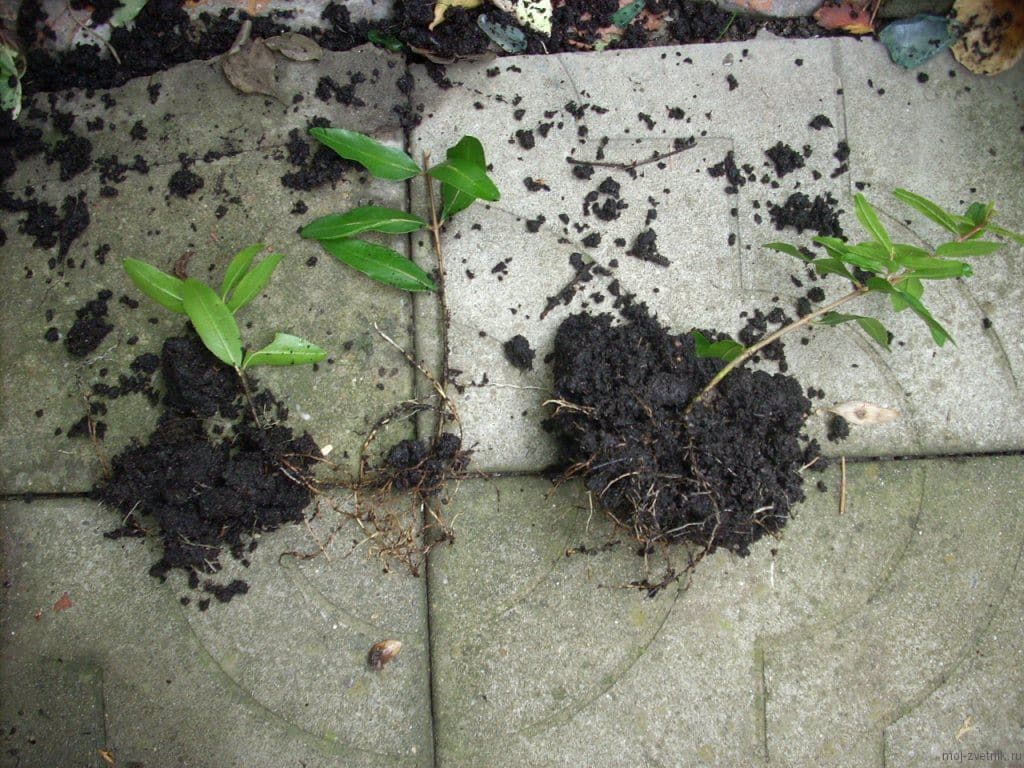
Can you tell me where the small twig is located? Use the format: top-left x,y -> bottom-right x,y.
565,140 -> 696,173
66,5 -> 122,64
235,368 -> 262,427
227,19 -> 252,55
839,456 -> 847,516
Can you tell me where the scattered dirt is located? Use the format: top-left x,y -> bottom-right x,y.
96,331 -> 320,608
545,299 -> 820,575
65,289 -> 114,357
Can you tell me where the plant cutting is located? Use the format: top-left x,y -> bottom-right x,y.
124,243 -> 326,417
297,126 -> 499,573
545,189 -> 1021,592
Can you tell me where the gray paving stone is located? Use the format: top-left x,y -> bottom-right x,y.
710,0 -> 823,17
0,495 -> 432,767
426,456 -> 1024,767
0,46 -> 418,494
408,38 -> 1024,473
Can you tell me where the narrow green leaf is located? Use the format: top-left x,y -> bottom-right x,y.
891,275 -> 923,311
367,30 -> 404,52
987,224 -> 1024,246
692,330 -> 745,362
905,261 -> 973,280
811,236 -> 850,261
963,202 -> 993,227
904,276 -> 924,299
890,293 -> 909,312
856,317 -> 891,351
934,240 -> 1003,258
242,333 -> 326,369
892,243 -> 931,262
219,243 -> 264,299
226,253 -> 284,312
892,188 -> 959,234
892,288 -> 953,346
854,193 -> 892,255
812,257 -> 856,283
322,238 -> 437,292
309,127 -> 420,181
181,278 -> 243,367
428,158 -> 500,202
301,206 -> 426,241
123,258 -> 186,314
817,312 -> 861,326
764,242 -> 812,262
816,238 -> 886,275
865,276 -> 894,293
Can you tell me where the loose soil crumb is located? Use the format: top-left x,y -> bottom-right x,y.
503,334 -> 536,371
546,300 -> 819,566
96,332 -> 320,607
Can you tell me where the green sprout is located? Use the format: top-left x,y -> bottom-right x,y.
123,243 -> 326,388
686,189 -> 1023,414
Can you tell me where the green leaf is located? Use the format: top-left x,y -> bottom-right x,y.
612,0 -> 645,27
301,206 -> 426,241
442,136 -> 488,218
904,276 -> 924,299
865,276 -> 894,293
892,288 -> 953,346
242,333 -> 326,369
934,240 -> 1003,258
856,317 -> 891,351
692,330 -> 745,362
0,45 -> 24,119
367,30 -> 404,52
986,224 -> 1024,246
225,253 -> 284,312
181,278 -> 243,367
322,238 -> 437,292
818,312 -> 891,351
123,258 -> 186,314
892,243 -> 932,263
892,188 -> 959,234
891,275 -> 924,311
764,242 -> 812,262
309,127 -> 420,181
813,237 -> 887,274
963,202 -> 993,227
905,261 -> 973,280
854,193 -> 892,255
219,243 -> 264,299
890,292 -> 909,312
812,257 -> 856,283
110,0 -> 148,26
429,158 -> 500,203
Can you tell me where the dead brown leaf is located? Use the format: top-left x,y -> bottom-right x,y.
263,32 -> 323,62
952,0 -> 1024,75
814,1 -> 876,35
827,401 -> 900,426
221,38 -> 277,98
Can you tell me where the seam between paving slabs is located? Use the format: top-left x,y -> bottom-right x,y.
398,62 -> 442,768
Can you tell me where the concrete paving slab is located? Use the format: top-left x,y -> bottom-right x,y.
0,494 -> 432,767
0,46 -> 419,494
426,456 -> 1024,767
408,38 -> 1024,473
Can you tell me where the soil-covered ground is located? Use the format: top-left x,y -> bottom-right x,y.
96,331 -> 321,610
545,297 -> 821,564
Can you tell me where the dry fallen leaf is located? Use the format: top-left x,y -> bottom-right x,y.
97,748 -> 116,766
221,38 -> 277,98
827,401 -> 900,426
955,714 -> 974,741
952,0 -> 1024,75
814,1 -> 875,35
53,592 -> 73,612
492,0 -> 554,35
368,639 -> 402,670
263,32 -> 323,62
431,0 -> 483,30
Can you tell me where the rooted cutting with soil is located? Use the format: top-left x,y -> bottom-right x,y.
546,300 -> 819,562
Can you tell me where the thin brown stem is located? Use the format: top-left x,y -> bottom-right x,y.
566,140 -> 696,173
235,368 -> 262,427
421,152 -> 453,439
684,284 -> 870,415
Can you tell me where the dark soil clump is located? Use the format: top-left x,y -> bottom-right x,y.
503,334 -> 536,371
96,332 -> 320,607
378,432 -> 468,496
768,192 -> 844,238
66,289 -> 114,357
546,301 -> 818,561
